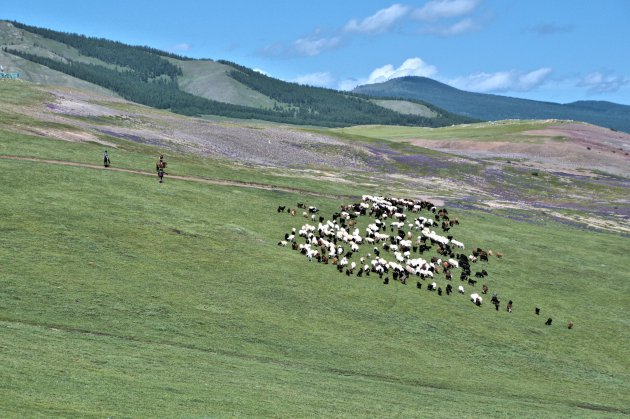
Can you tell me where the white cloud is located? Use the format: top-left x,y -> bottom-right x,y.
577,71 -> 629,95
413,0 -> 480,21
293,72 -> 336,88
253,68 -> 270,76
424,17 -> 480,36
448,68 -> 553,93
344,4 -> 410,34
292,35 -> 341,56
170,43 -> 192,52
368,57 -> 438,83
339,57 -> 438,90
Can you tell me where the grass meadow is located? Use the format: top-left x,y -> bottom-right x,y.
1,128 -> 629,417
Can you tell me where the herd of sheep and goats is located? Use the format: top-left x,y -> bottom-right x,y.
277,194 -> 572,329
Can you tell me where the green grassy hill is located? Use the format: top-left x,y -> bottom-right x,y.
1,20 -> 474,128
174,59 -> 276,108
0,80 -> 629,417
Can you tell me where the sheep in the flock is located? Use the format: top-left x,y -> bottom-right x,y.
349,261 -> 356,272
458,285 -> 465,294
448,258 -> 459,269
470,293 -> 482,306
545,318 -> 553,326
278,240 -> 287,246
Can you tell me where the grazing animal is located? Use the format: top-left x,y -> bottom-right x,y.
568,320 -> 574,329
475,272 -> 484,278
446,284 -> 453,295
458,285 -> 465,294
416,281 -> 422,289
277,205 -> 286,213
470,293 -> 482,306
496,251 -> 503,258
507,300 -> 513,313
535,307 -> 540,315
545,318 -> 553,326
468,278 -> 477,286
437,287 -> 442,296
482,284 -> 488,294
383,277 -> 389,285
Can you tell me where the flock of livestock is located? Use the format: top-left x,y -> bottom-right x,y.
278,194 -> 570,328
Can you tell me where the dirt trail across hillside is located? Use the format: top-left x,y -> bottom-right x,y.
0,155 -> 359,200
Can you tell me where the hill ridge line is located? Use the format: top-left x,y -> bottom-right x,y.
0,154 -> 358,199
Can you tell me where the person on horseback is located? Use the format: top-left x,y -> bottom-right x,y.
103,150 -> 111,167
156,154 -> 167,183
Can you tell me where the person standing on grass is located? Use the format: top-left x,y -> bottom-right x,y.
156,154 -> 167,183
103,150 -> 110,167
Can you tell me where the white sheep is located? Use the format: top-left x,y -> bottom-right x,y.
458,285 -> 465,294
470,293 -> 482,305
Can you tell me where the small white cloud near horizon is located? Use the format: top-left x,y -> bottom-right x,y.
339,57 -> 438,91
293,72 -> 336,88
413,0 -> 480,21
448,68 -> 553,93
577,71 -> 629,95
169,43 -> 192,52
344,4 -> 410,34
253,68 -> 270,76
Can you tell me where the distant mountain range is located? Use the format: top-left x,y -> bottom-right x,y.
353,76 -> 630,133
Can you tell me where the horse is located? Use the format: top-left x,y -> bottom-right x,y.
156,158 -> 167,183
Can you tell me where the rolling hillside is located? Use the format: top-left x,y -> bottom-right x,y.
353,76 -> 630,133
0,78 -> 629,417
0,20 -> 474,128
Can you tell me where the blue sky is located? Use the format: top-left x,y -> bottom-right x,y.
4,0 -> 630,104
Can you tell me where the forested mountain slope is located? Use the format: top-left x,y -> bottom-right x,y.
1,21 -> 474,128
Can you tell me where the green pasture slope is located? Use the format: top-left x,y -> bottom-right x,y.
334,120 -> 562,142
1,120 -> 629,416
